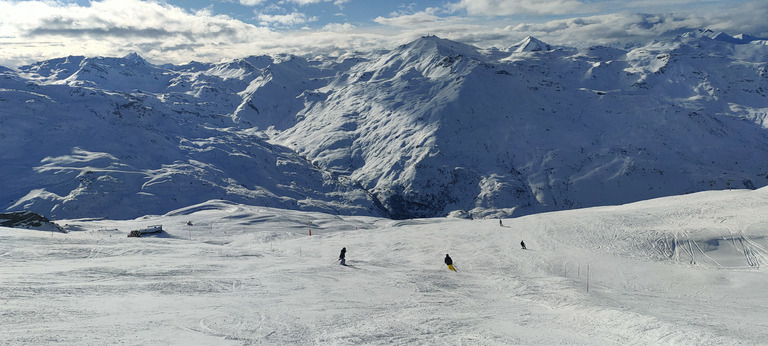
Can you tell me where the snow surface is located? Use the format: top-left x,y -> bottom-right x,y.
3,188 -> 767,345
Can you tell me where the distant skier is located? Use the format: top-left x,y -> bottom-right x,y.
444,254 -> 457,272
499,219 -> 503,227
520,240 -> 527,250
339,247 -> 347,266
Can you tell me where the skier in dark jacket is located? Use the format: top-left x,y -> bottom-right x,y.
520,240 -> 527,250
444,254 -> 456,271
339,247 -> 347,266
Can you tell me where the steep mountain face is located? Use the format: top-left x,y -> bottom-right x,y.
1,31 -> 767,219
275,33 -> 768,218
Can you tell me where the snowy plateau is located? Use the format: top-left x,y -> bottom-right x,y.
1,29 -> 767,220
1,29 -> 768,345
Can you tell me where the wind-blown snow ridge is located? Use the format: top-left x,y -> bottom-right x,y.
1,30 -> 767,220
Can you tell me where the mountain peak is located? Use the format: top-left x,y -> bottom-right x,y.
122,52 -> 147,65
732,33 -> 768,43
400,35 -> 481,57
510,36 -> 551,53
679,29 -> 742,43
677,29 -> 768,45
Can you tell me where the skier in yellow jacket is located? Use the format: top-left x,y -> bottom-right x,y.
444,254 -> 456,272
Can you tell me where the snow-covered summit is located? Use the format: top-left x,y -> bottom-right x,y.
679,29 -> 768,45
510,36 -> 551,52
403,35 -> 485,57
122,52 -> 148,66
681,29 -> 739,42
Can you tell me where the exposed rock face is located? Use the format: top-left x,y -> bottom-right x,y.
0,211 -> 64,231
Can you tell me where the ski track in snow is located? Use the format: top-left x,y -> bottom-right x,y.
2,189 -> 768,345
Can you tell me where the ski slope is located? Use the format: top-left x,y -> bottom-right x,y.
2,188 -> 767,345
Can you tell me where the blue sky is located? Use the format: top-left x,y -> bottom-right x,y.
0,0 -> 766,66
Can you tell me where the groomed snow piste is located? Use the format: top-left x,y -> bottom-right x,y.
2,188 -> 767,345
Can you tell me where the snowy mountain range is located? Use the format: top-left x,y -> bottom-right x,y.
1,29 -> 767,220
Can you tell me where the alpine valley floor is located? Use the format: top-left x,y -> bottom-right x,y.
2,188 -> 768,345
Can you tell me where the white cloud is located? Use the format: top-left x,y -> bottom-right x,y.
374,12 -> 444,28
282,0 -> 349,5
0,0 -> 765,68
0,0 -> 255,38
620,0 -> 718,9
258,12 -> 317,27
288,0 -> 327,4
239,0 -> 266,6
449,0 -> 592,16
502,3 -> 768,46
373,7 -> 451,28
0,0 -> 276,66
322,23 -> 356,32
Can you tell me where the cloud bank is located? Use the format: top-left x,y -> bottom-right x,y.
0,0 -> 765,66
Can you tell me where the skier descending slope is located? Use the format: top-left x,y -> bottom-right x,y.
339,247 -> 347,266
520,240 -> 527,250
445,254 -> 456,272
